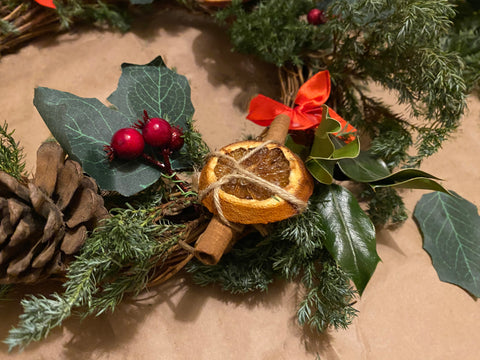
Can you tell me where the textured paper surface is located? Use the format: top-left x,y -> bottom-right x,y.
1,5 -> 479,360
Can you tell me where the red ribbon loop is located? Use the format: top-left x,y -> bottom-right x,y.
247,70 -> 356,137
34,0 -> 56,9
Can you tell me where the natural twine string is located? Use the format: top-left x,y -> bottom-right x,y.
198,141 -> 308,227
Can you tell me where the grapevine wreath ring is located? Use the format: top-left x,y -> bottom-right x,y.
1,0 -> 480,355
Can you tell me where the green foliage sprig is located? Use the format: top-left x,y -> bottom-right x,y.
0,121 -> 27,181
216,0 -> 319,67
445,0 -> 480,94
4,198 -> 190,351
188,193 -> 358,332
214,0 -> 471,226
51,0 -> 130,32
217,0 -> 467,169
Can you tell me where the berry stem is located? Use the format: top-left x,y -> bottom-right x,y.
141,153 -> 189,193
141,153 -> 165,170
162,148 -> 173,173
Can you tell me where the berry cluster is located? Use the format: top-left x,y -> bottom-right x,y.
104,110 -> 187,191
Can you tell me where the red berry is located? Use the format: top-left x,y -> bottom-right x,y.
142,117 -> 172,148
307,8 -> 327,25
169,126 -> 185,152
107,128 -> 144,160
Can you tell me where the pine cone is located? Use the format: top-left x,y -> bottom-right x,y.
0,142 -> 108,284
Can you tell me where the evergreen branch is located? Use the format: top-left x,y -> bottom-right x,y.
362,186 -> 408,226
444,0 -> 480,94
189,196 -> 358,331
4,199 -> 188,351
187,233 -> 276,294
178,117 -> 210,169
53,0 -> 130,32
219,0 -> 468,167
297,257 -> 357,332
5,294 -> 74,351
0,121 -> 27,181
216,0 -> 321,67
327,0 -> 466,166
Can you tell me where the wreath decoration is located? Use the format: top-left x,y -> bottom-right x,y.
0,0 -> 479,352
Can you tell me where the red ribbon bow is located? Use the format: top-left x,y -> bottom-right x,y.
34,0 -> 56,9
247,70 -> 356,138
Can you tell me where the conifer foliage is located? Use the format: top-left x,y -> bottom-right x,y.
1,0 -> 479,352
218,0 -> 468,169
215,0 -> 471,225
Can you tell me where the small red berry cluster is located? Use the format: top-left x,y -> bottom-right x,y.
104,110 -> 187,192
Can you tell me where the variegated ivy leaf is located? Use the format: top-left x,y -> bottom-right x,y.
306,106 -> 360,184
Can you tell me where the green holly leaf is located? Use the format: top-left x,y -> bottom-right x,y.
33,57 -> 195,197
312,184 -> 380,295
306,106 -> 360,184
414,192 -> 480,298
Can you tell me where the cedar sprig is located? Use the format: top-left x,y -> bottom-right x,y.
0,121 -> 27,181
187,233 -> 277,294
362,187 -> 408,227
443,0 -> 480,94
188,197 -> 357,331
53,0 -> 130,32
177,116 -> 210,169
297,257 -> 357,332
4,198 -> 187,351
215,0 -> 321,67
219,0 -> 467,168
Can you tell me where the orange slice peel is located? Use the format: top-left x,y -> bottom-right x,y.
198,140 -> 314,225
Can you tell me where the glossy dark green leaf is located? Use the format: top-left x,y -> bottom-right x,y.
34,57 -> 195,197
370,169 -> 449,193
285,134 -> 309,160
414,192 -> 480,298
312,184 -> 380,295
338,150 -> 390,182
338,150 -> 449,193
332,137 -> 360,159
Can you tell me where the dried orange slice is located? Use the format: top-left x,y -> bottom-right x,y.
199,140 -> 314,224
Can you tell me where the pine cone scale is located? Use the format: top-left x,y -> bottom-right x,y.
34,141 -> 66,197
55,159 -> 82,211
61,226 -> 87,255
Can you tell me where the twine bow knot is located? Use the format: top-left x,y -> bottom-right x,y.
198,141 -> 308,227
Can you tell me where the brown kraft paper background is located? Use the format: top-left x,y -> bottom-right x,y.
0,4 -> 479,360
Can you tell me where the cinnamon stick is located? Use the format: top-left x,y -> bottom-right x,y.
193,114 -> 290,265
